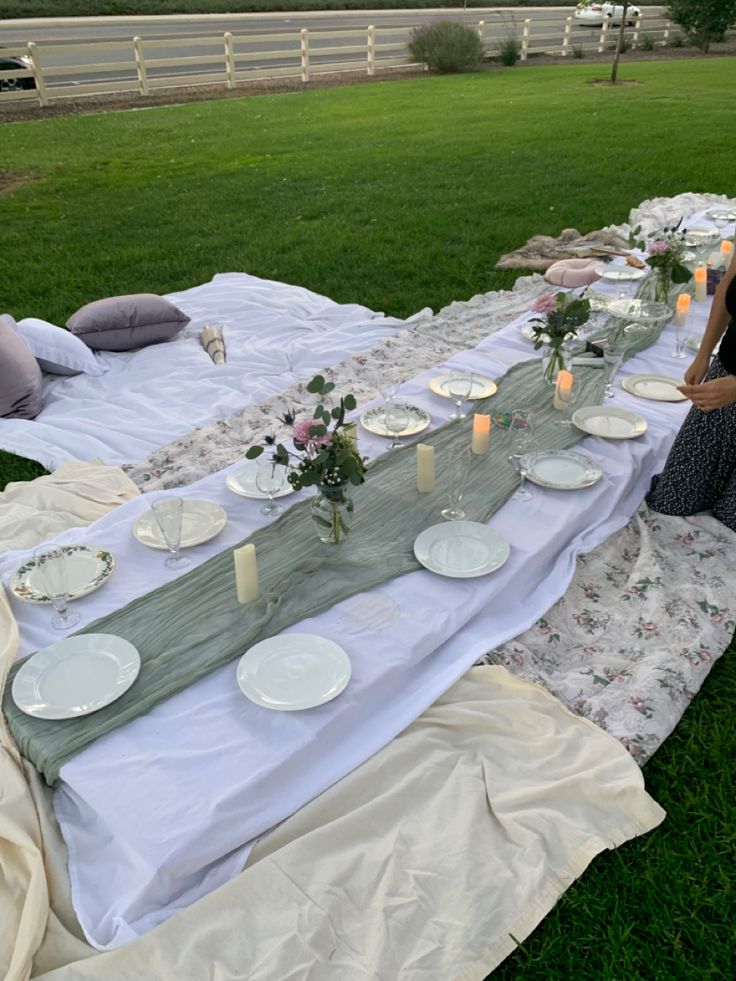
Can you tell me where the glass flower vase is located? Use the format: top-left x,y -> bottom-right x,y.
653,268 -> 671,305
542,344 -> 569,385
311,486 -> 353,544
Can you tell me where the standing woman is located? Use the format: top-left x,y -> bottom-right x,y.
646,241 -> 736,530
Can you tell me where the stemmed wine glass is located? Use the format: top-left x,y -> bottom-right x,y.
151,496 -> 192,570
255,460 -> 288,516
384,401 -> 410,449
441,444 -> 472,521
602,338 -> 626,399
33,545 -> 82,631
446,370 -> 474,420
509,412 -> 535,503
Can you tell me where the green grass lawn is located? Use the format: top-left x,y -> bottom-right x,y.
1,59 -> 735,976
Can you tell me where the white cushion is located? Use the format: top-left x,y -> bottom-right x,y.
12,316 -> 108,376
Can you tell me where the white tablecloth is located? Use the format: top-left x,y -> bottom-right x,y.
4,264 -> 709,949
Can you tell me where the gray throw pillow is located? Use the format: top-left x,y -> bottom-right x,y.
66,294 -> 190,351
0,314 -> 44,419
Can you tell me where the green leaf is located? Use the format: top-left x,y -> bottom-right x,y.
344,394 -> 356,411
245,446 -> 264,459
309,423 -> 327,437
322,381 -> 335,395
306,374 -> 325,394
672,262 -> 692,284
331,406 -> 341,419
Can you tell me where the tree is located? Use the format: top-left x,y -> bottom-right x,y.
668,0 -> 736,53
577,1 -> 634,84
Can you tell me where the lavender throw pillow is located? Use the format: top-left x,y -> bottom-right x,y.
66,294 -> 190,351
0,314 -> 44,419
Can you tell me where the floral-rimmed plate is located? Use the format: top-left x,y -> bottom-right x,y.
572,405 -> 648,440
10,545 -> 115,604
429,374 -> 497,399
134,499 -> 227,550
520,450 -> 602,490
621,374 -> 687,402
12,633 -> 140,720
705,207 -> 736,223
360,403 -> 430,437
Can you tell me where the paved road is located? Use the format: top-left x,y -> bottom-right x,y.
0,6 -> 666,88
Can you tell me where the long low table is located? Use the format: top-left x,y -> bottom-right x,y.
3,268 -> 702,949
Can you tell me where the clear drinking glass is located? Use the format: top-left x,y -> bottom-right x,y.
671,322 -> 686,360
384,401 -> 410,449
558,376 -> 579,428
509,413 -> 534,502
446,370 -> 473,420
603,343 -> 626,399
33,545 -> 82,631
151,496 -> 192,570
255,460 -> 288,516
441,445 -> 472,521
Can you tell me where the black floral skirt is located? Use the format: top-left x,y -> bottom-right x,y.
646,357 -> 736,532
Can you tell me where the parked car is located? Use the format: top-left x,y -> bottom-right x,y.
0,55 -> 35,92
574,3 -> 641,26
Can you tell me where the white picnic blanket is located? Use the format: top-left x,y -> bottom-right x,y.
0,272 -> 426,472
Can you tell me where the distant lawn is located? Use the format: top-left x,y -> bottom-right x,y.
1,63 -> 736,978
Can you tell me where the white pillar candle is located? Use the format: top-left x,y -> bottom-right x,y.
553,370 -> 574,411
416,443 -> 435,493
234,543 -> 260,604
694,266 -> 707,303
673,293 -> 691,328
471,414 -> 491,454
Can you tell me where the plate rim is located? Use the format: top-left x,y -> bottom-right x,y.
226,461 -> 295,500
236,632 -> 351,711
10,544 -> 115,605
571,405 -> 648,439
429,373 -> 497,400
594,262 -> 646,281
11,632 -> 141,719
133,498 -> 227,550
521,448 -> 603,490
607,297 -> 671,322
359,402 -> 431,437
413,520 -> 510,579
621,373 -> 687,402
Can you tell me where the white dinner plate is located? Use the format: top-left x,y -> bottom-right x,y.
621,374 -> 687,402
360,403 -> 430,437
12,633 -> 140,720
572,405 -> 648,440
413,521 -> 510,579
521,449 -> 602,490
133,499 -> 227,550
594,261 -> 647,282
429,374 -> 497,399
11,545 -> 115,604
607,298 -> 671,322
236,634 -> 351,711
226,461 -> 295,500
705,207 -> 736,222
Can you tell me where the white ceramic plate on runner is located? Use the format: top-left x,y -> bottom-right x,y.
133,499 -> 227,550
594,261 -> 647,282
360,403 -> 430,437
10,545 -> 115,604
236,634 -> 351,711
705,207 -> 736,222
414,521 -> 510,579
520,450 -> 602,490
226,461 -> 295,500
607,298 -> 671,322
621,374 -> 687,402
429,374 -> 497,399
572,406 -> 648,440
12,633 -> 140,720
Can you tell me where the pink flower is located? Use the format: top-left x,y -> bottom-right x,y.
648,239 -> 668,254
531,292 -> 558,315
293,418 -> 333,452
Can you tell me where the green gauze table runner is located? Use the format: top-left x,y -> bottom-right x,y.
3,302 -> 671,784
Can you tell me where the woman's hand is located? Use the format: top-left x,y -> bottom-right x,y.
678,374 -> 736,411
683,353 -> 710,386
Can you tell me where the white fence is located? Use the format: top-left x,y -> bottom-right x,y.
0,14 -> 714,108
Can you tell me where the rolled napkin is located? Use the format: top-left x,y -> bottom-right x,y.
200,324 -> 226,365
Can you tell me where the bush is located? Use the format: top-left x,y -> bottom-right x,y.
667,0 -> 736,53
572,44 -> 586,59
640,33 -> 656,50
668,33 -> 686,47
497,34 -> 522,66
408,20 -> 485,73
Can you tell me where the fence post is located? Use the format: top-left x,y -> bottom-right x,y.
224,31 -> 235,89
367,25 -> 375,75
521,19 -> 530,61
300,28 -> 310,82
631,15 -> 641,50
662,21 -> 670,46
598,19 -> 609,53
477,20 -> 485,42
27,41 -> 48,107
561,16 -> 572,57
133,36 -> 149,95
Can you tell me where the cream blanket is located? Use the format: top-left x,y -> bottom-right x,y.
0,463 -> 139,552
1,565 -> 663,981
